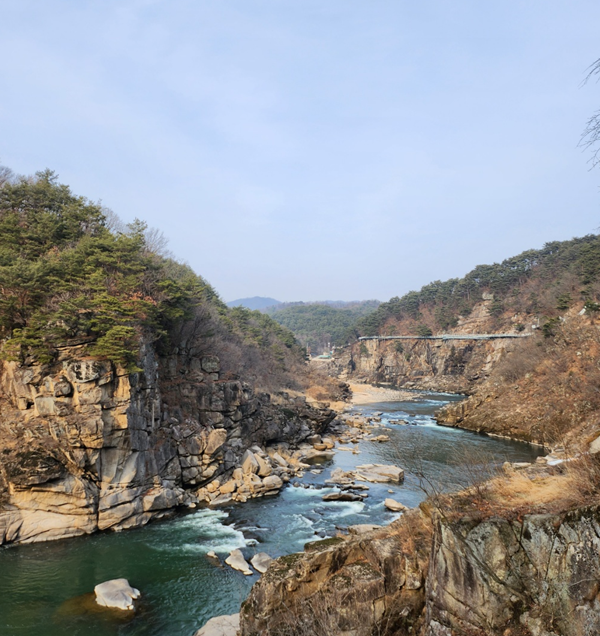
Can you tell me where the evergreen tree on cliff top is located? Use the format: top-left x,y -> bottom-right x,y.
0,167 -> 303,381
0,169 -> 218,369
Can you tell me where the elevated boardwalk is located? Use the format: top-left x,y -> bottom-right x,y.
358,333 -> 531,342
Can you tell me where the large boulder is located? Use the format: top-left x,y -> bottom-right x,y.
204,429 -> 228,456
322,491 -> 365,502
355,464 -> 404,483
262,475 -> 283,492
251,552 -> 273,574
300,448 -> 336,463
94,578 -> 140,611
255,454 -> 272,477
384,498 -> 408,512
241,451 -> 259,475
194,613 -> 240,636
225,549 -> 253,575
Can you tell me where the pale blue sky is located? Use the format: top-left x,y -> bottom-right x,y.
1,1 -> 600,302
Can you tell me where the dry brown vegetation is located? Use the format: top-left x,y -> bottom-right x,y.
386,507 -> 434,558
433,454 -> 600,524
439,314 -> 600,448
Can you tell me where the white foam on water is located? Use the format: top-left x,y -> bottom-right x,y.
319,500 -> 366,518
286,513 -> 315,530
154,509 -> 249,554
281,514 -> 320,549
286,485 -> 336,498
417,420 -> 462,432
238,525 -> 269,533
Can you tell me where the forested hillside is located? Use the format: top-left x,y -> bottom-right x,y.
357,234 -> 600,336
334,231 -> 600,449
0,167 -> 306,391
265,300 -> 379,353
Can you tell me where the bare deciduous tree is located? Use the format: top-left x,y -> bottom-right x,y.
0,164 -> 15,188
102,207 -> 126,234
580,57 -> 600,168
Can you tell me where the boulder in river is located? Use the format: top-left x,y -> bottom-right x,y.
327,464 -> 404,485
194,612 -> 240,636
322,491 -> 365,502
208,493 -> 233,507
355,464 -> 404,484
225,549 -> 253,575
251,552 -> 273,574
94,578 -> 140,611
300,448 -> 336,464
326,467 -> 354,485
262,475 -> 283,492
384,498 -> 408,512
374,435 -> 390,442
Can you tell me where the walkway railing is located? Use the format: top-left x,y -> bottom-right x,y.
358,333 -> 531,342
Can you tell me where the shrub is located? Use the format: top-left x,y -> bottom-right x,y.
556,293 -> 572,311
541,318 -> 561,338
416,325 -> 433,337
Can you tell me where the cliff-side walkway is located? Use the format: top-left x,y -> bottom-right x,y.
358,333 -> 531,341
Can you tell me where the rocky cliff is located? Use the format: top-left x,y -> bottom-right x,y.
332,334 -> 509,394
0,339 -> 335,545
435,314 -> 600,451
426,505 -> 600,636
240,503 -> 600,636
240,514 -> 430,636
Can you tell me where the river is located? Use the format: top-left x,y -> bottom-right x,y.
0,391 -> 543,636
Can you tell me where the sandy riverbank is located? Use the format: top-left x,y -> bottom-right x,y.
348,382 -> 417,405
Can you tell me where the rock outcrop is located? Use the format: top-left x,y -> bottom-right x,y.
0,339 -> 336,545
426,506 -> 600,636
240,517 -> 429,636
337,336 -> 510,393
240,505 -> 600,636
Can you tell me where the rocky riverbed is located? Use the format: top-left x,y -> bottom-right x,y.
0,390 -> 544,635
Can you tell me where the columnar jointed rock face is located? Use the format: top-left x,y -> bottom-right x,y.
426,506 -> 600,636
0,340 -> 336,545
334,336 -> 510,393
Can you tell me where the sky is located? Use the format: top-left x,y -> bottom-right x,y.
1,1 -> 600,303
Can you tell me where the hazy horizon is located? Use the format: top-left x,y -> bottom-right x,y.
2,1 -> 600,303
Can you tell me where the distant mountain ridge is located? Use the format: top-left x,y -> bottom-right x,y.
227,296 -> 282,310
